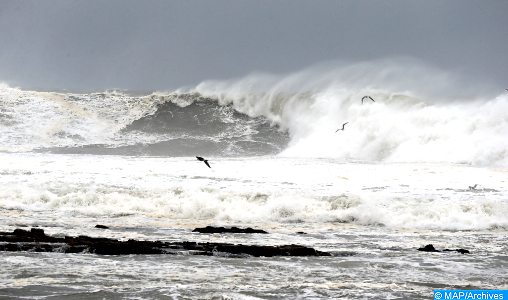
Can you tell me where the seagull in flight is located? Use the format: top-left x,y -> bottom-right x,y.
468,184 -> 478,190
362,96 -> 375,104
335,122 -> 348,132
196,156 -> 211,168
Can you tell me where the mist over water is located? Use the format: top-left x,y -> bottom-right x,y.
190,59 -> 507,166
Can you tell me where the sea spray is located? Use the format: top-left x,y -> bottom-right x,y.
1,58 -> 507,165
192,59 -> 508,166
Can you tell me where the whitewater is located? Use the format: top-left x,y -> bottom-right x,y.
1,60 -> 507,299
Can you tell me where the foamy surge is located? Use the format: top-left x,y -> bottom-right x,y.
1,154 -> 506,231
0,86 -> 166,151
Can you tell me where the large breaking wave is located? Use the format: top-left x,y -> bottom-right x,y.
1,58 -> 507,166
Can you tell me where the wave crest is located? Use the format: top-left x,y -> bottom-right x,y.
1,58 -> 507,165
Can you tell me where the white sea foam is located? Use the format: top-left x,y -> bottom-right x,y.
0,153 -> 506,231
0,86 -> 164,151
192,59 -> 508,166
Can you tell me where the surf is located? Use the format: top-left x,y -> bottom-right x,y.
1,58 -> 507,166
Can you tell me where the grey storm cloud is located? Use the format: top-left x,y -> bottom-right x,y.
0,0 -> 507,91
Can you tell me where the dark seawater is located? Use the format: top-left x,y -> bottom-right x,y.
38,99 -> 289,157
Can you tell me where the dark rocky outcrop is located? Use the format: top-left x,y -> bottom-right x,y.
0,228 -> 330,257
418,244 -> 440,252
444,248 -> 470,254
418,244 -> 470,254
192,226 -> 268,234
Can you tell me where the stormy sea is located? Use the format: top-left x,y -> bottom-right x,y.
1,62 -> 507,299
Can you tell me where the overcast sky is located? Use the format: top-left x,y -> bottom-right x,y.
0,0 -> 507,91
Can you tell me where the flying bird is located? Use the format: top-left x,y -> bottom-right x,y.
196,156 -> 211,168
362,96 -> 375,104
335,122 -> 348,132
468,184 -> 478,190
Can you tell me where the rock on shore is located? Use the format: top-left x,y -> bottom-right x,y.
192,226 -> 268,234
418,244 -> 470,254
0,228 -> 331,257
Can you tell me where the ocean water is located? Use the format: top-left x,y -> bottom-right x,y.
1,62 -> 507,299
